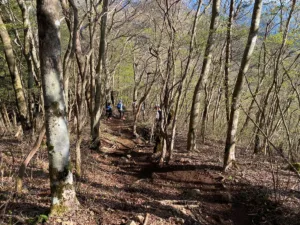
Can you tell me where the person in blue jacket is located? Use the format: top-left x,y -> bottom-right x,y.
117,100 -> 126,120
106,102 -> 112,120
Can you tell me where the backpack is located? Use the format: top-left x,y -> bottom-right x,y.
117,103 -> 122,110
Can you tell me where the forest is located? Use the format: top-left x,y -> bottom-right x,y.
0,0 -> 299,224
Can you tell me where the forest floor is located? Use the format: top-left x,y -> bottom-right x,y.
0,113 -> 300,225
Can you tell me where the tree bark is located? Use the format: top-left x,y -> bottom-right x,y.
224,0 -> 263,171
187,0 -> 221,151
16,0 -> 38,130
168,0 -> 202,157
60,0 -> 74,115
223,0 -> 234,123
0,14 -> 29,130
37,0 -> 78,215
92,0 -> 108,150
0,102 -> 12,130
252,0 -> 296,154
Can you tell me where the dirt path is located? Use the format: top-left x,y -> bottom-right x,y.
0,115 -> 299,224
77,117 -> 252,225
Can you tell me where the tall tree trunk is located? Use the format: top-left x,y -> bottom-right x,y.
16,0 -> 37,131
0,102 -> 12,130
200,85 -> 210,144
0,14 -> 29,130
223,0 -> 263,171
37,0 -> 78,215
89,40 -> 95,132
187,0 -> 221,151
253,0 -> 296,154
168,0 -> 202,157
223,0 -> 234,123
92,0 -> 108,150
66,0 -> 90,177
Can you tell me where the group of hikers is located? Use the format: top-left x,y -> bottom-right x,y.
106,100 -> 163,154
106,100 -> 125,120
105,100 -> 160,121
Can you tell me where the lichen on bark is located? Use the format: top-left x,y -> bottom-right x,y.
37,0 -> 78,217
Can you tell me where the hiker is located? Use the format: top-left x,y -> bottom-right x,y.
106,102 -> 112,120
117,100 -> 125,120
153,104 -> 162,153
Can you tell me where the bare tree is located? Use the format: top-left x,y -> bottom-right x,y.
223,0 -> 263,171
91,0 -> 109,150
223,0 -> 234,123
0,14 -> 29,130
16,0 -> 39,131
187,0 -> 221,152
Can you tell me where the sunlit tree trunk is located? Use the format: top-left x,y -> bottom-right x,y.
16,0 -> 38,132
223,0 -> 234,123
16,0 -> 32,127
224,0 -> 263,171
37,0 -> 78,214
0,101 -> 12,130
89,23 -> 95,132
253,0 -> 296,155
187,0 -> 221,151
0,14 -> 29,130
166,0 -> 202,159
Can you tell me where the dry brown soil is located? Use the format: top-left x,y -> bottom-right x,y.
0,116 -> 299,224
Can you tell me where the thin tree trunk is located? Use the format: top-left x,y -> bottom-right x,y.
167,0 -> 202,157
223,0 -> 234,123
200,85 -> 210,144
89,49 -> 95,131
12,110 -> 17,127
253,0 -> 296,154
240,42 -> 266,135
67,0 -> 90,177
212,83 -> 222,129
92,0 -> 108,150
253,81 -> 274,153
0,102 -> 12,130
0,14 -> 29,130
0,116 -> 5,133
133,83 -> 154,137
224,0 -> 263,171
240,105 -> 300,179
16,0 -> 37,130
187,0 -> 221,152
16,125 -> 46,194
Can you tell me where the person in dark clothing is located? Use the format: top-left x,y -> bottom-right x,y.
106,102 -> 112,120
153,105 -> 162,153
155,105 -> 162,122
